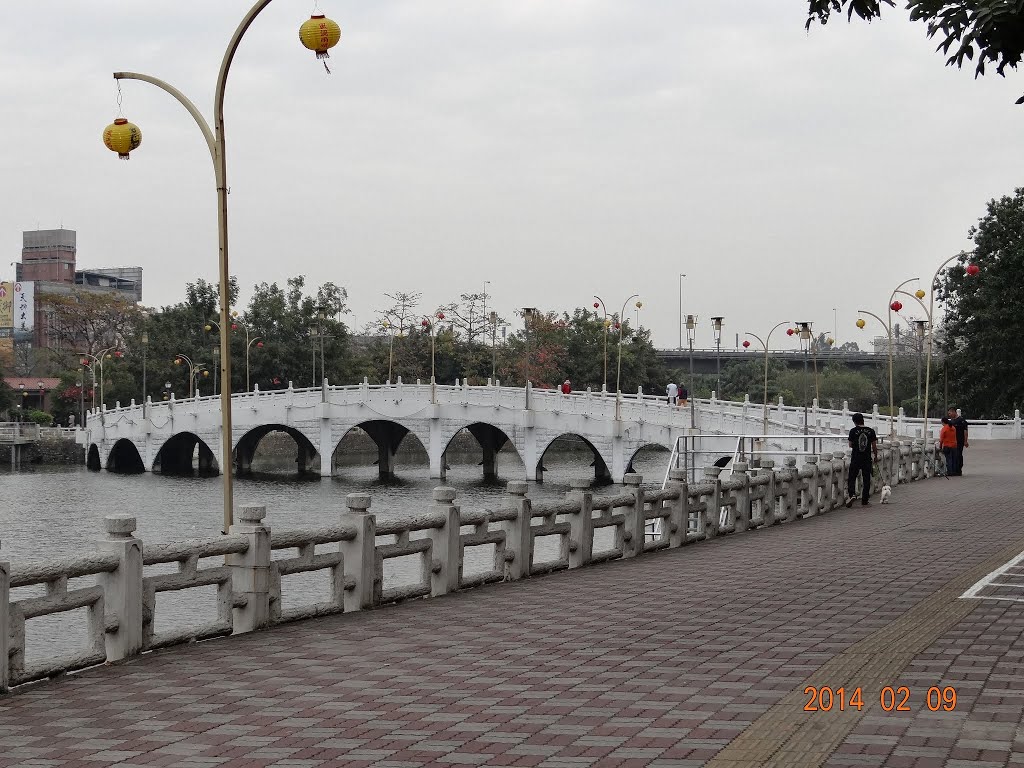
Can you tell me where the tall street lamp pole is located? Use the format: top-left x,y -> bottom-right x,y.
686,314 -> 697,429
796,321 -> 813,444
614,295 -> 641,421
745,320 -> 789,434
912,319 -> 928,418
80,347 -> 123,410
421,312 -> 445,404
489,311 -> 498,383
174,354 -> 208,399
678,274 -> 686,351
108,0 -> 342,534
522,308 -> 536,409
592,296 -> 610,392
856,311 -> 894,437
711,317 -> 724,396
141,329 -> 148,416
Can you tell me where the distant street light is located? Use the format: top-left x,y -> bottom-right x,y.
744,321 -> 791,434
711,317 -> 725,395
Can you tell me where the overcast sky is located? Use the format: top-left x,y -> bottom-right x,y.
2,1 -> 1021,351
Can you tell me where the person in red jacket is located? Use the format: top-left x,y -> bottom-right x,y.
560,380 -> 572,394
939,417 -> 958,476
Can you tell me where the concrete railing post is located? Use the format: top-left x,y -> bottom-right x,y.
228,505 -> 271,634
340,494 -> 376,611
783,457 -> 800,522
566,478 -> 593,568
666,469 -> 688,547
0,540 -> 8,693
97,515 -> 143,661
803,456 -> 820,517
758,460 -> 777,526
732,462 -> 751,532
501,481 -> 532,580
428,488 -> 461,596
1014,409 -> 1021,439
622,473 -> 645,557
702,466 -> 722,538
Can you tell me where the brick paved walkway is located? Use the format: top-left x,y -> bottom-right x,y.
2,442 -> 1024,768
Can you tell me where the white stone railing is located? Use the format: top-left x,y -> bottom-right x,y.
0,423 -> 41,443
0,439 -> 940,693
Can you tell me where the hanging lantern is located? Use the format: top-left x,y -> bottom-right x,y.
202,370 -> 210,378
614,322 -> 621,330
826,337 -> 834,346
204,324 -> 213,332
856,318 -> 866,329
635,301 -> 643,309
421,319 -> 429,327
437,312 -> 445,320
742,340 -> 750,348
890,300 -> 903,311
786,328 -> 795,336
966,264 -> 980,276
915,289 -> 926,299
102,118 -> 142,160
299,14 -> 342,71
174,358 -> 182,365
256,341 -> 264,349
593,302 -> 600,309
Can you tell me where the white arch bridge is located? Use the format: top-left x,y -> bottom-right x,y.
79,381 -> 781,484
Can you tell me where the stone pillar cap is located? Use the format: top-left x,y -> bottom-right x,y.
667,469 -> 688,481
623,473 -> 642,486
104,515 -> 137,536
703,466 -> 722,478
506,480 -> 528,496
346,493 -> 371,511
433,487 -> 457,503
784,456 -> 798,466
239,505 -> 267,523
569,478 -> 591,490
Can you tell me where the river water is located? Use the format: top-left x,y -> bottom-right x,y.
1,443 -> 669,669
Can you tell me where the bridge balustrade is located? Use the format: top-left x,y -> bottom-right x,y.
0,439 -> 939,693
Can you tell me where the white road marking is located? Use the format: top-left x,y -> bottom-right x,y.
961,550 -> 1024,603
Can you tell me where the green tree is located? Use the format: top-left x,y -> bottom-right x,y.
938,189 -> 1024,418
806,1 -> 1024,102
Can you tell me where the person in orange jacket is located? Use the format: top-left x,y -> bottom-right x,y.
939,417 -> 958,476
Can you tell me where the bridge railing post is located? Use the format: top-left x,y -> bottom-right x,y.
228,505 -> 271,634
428,488 -> 460,596
757,461 -> 777,527
501,481 -> 531,580
732,463 -> 751,532
622,474 -> 645,558
340,494 -> 376,611
803,457 -> 820,517
97,515 -> 144,661
666,469 -> 688,546
782,457 -> 800,521
566,478 -> 593,568
0,542 -> 8,694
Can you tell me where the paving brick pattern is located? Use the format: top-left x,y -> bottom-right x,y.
2,443 -> 1023,767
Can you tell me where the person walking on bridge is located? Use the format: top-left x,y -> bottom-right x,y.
666,381 -> 678,406
845,412 -> 878,507
947,407 -> 969,475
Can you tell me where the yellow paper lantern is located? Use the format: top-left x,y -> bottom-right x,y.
855,318 -> 866,329
103,117 -> 142,160
299,14 -> 341,66
915,289 -> 926,299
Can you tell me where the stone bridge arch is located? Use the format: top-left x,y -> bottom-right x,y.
234,424 -> 319,477
536,433 -> 614,484
154,432 -> 220,476
87,444 -> 102,472
333,420 -> 429,480
625,440 -> 674,479
439,422 -> 523,482
107,438 -> 145,474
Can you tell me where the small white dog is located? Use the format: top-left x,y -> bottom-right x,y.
880,485 -> 892,504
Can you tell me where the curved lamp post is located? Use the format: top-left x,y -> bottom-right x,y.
711,316 -> 725,395
207,315 -> 263,392
592,297 -> 612,392
174,354 -> 209,398
80,347 -> 124,409
856,311 -> 894,437
685,314 -> 697,429
107,1 -> 340,533
744,321 -> 790,434
794,322 -> 813,441
420,312 -> 445,403
614,295 -> 641,421
892,287 -> 932,420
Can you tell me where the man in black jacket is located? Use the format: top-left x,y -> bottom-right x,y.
846,413 -> 879,507
947,408 -> 969,476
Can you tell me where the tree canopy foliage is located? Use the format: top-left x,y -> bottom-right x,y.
806,0 -> 1024,101
938,188 -> 1024,418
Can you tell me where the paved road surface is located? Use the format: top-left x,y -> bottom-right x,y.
2,442 -> 1023,768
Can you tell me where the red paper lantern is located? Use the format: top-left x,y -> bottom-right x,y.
421,319 -> 429,327
742,340 -> 750,348
614,322 -> 621,330
81,358 -> 90,366
436,312 -> 445,320
786,328 -> 795,336
231,323 -> 238,331
256,341 -> 264,348
966,264 -> 980,276
890,301 -> 903,312
272,377 -> 280,385
593,302 -> 600,309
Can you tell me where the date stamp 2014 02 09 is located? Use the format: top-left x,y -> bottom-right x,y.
803,685 -> 958,712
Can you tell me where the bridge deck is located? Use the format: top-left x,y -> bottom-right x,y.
3,444 -> 1024,768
